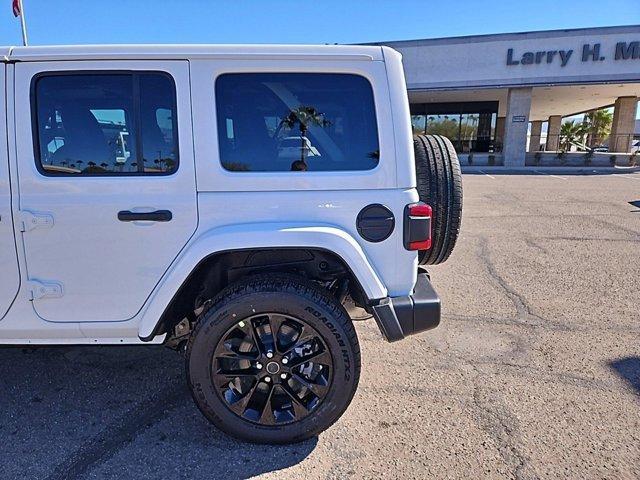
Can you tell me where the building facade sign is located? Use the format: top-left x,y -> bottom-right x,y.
375,26 -> 640,90
506,41 -> 639,67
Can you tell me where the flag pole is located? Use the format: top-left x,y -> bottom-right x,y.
18,0 -> 28,46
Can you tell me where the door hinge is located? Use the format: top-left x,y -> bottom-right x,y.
28,280 -> 64,300
20,210 -> 54,232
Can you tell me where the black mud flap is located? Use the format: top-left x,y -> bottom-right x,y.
371,273 -> 441,342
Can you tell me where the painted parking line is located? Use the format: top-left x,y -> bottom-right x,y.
478,170 -> 496,179
615,174 -> 640,181
533,170 -> 568,180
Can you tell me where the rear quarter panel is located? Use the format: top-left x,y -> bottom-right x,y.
196,189 -> 419,297
189,51 -> 418,298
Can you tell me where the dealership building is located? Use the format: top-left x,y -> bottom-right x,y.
371,25 -> 640,166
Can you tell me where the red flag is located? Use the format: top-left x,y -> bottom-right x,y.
12,0 -> 21,17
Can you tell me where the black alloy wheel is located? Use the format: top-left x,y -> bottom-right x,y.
212,313 -> 333,426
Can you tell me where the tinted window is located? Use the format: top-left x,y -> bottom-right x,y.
33,73 -> 178,175
215,73 -> 379,172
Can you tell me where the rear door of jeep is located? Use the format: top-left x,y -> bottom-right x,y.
12,59 -> 197,322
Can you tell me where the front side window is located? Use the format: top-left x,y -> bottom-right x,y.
215,73 -> 379,172
33,72 -> 178,175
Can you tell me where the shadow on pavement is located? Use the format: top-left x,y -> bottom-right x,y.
0,345 -> 317,480
610,357 -> 640,395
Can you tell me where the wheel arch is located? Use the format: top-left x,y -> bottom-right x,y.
137,223 -> 387,341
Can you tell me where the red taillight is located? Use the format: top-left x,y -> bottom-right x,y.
409,239 -> 431,250
405,202 -> 432,251
409,203 -> 432,218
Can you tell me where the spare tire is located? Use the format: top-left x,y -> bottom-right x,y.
413,135 -> 463,265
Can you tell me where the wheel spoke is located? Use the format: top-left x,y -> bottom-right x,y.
281,383 -> 309,418
216,368 -> 256,379
268,314 -> 287,353
258,383 -> 276,425
282,330 -> 315,358
228,380 -> 259,417
247,319 -> 266,356
288,347 -> 332,368
217,351 -> 258,362
291,372 -> 329,398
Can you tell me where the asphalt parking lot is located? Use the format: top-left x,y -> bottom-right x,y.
1,171 -> 639,480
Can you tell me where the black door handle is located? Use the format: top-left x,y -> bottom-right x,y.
118,210 -> 172,222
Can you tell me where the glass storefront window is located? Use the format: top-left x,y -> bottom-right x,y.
426,114 -> 460,141
413,102 -> 499,153
459,113 -> 479,153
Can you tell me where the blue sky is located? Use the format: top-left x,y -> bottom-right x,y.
1,0 -> 639,46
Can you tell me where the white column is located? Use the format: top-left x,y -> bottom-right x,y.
529,121 -> 543,152
546,115 -> 562,151
503,88 -> 532,166
610,96 -> 638,152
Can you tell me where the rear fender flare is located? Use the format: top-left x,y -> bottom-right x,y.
137,223 -> 387,340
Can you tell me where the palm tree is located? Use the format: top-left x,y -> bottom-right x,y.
279,106 -> 331,168
584,109 -> 613,147
426,116 -> 460,140
163,158 -> 176,171
560,121 -> 588,152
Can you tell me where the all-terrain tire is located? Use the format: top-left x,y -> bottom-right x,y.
413,134 -> 463,265
186,274 -> 361,444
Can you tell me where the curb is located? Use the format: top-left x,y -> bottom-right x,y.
461,165 -> 640,174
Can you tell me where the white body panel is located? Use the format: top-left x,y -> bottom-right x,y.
0,44 -> 418,344
0,63 -> 21,319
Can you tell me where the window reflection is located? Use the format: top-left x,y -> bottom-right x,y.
34,73 -> 178,175
216,73 -> 379,172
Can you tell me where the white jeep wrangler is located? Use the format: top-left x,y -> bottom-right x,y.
0,44 -> 462,444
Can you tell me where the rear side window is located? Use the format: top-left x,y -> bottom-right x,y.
32,72 -> 178,176
215,73 -> 379,172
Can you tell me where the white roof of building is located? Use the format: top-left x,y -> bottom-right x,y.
1,44 -> 384,62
